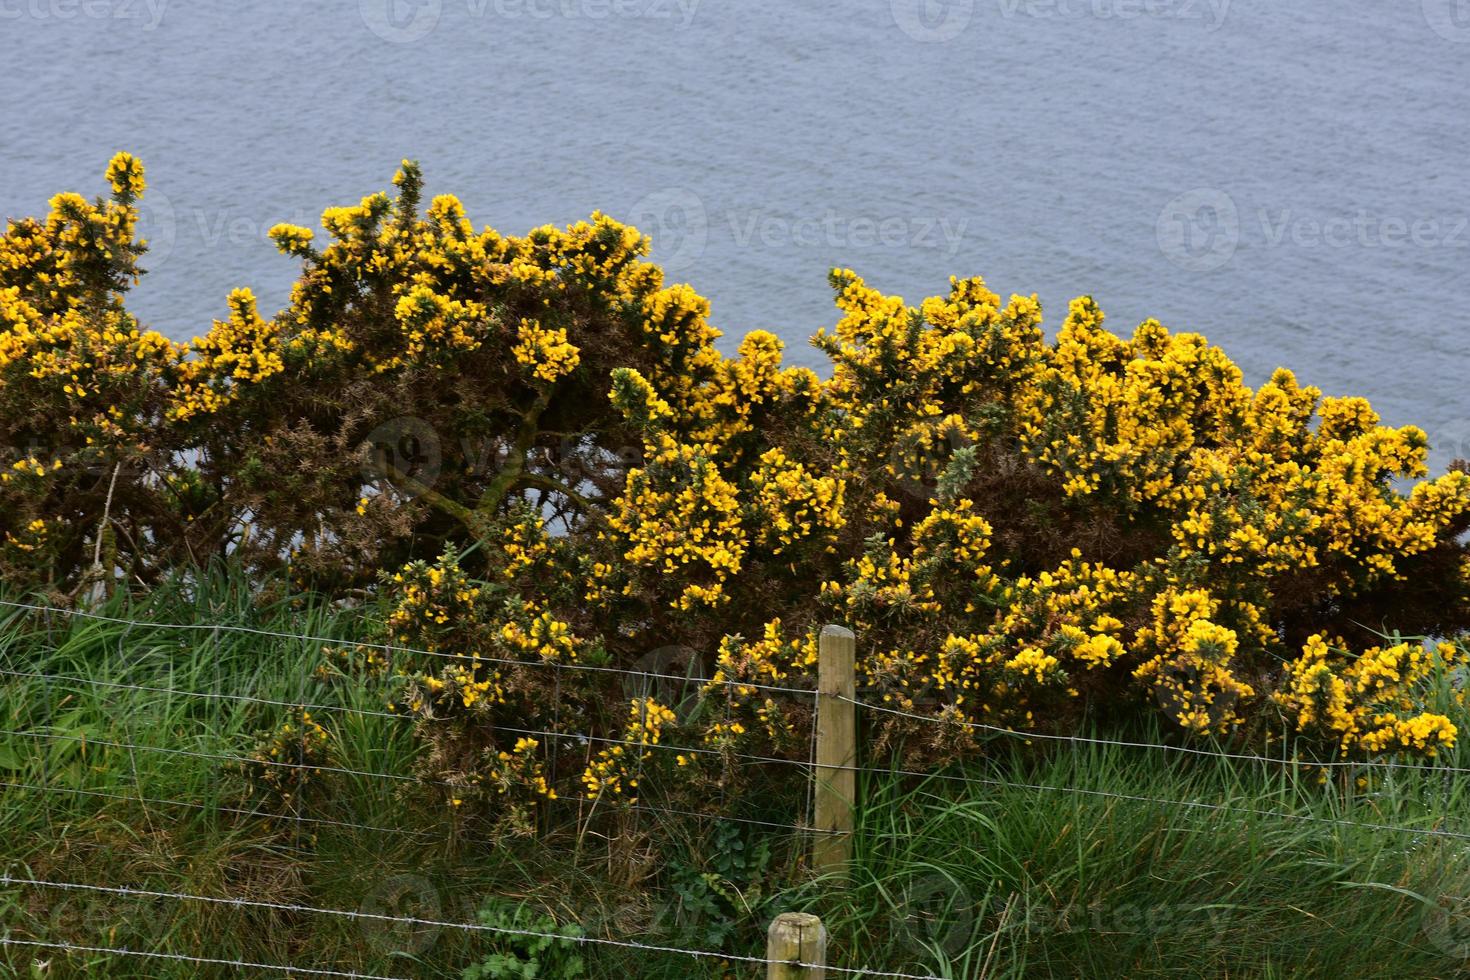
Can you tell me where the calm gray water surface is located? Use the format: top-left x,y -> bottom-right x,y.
4,0 -> 1467,467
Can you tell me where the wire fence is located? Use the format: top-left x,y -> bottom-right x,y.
2,599 -> 1468,977
0,875 -> 951,980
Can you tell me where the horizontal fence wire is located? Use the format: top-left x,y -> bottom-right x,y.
13,725 -> 1463,846
0,665 -> 824,775
2,728 -> 435,787
7,728 -> 813,828
0,599 -> 814,699
0,668 -> 832,836
7,715 -> 1464,847
845,695 -> 1470,776
0,665 -> 403,721
873,768 -> 1470,842
4,651 -> 1465,845
0,778 -> 440,842
0,660 -> 834,834
0,938 -> 410,980
0,876 -> 943,980
0,772 -> 833,842
14,659 -> 1469,781
12,721 -> 1458,847
0,774 -> 468,850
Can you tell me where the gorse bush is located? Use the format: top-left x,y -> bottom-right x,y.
0,153 -> 179,590
4,157 -> 1470,813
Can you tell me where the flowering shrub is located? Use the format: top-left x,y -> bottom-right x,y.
244,708 -> 333,807
4,156 -> 1470,815
0,153 -> 183,595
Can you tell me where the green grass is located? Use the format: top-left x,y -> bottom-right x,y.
2,570 -> 1469,978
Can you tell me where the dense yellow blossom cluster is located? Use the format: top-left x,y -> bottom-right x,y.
604,435 -> 746,611
747,448 -> 845,555
1132,588 -> 1256,734
172,289 -> 283,420
581,698 -> 676,802
512,318 -> 580,383
4,156 -> 1469,820
1276,634 -> 1463,756
385,557 -> 483,642
246,708 -> 332,804
498,599 -> 580,662
487,737 -> 557,802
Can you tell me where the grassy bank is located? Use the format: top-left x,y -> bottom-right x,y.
1,573 -> 1468,978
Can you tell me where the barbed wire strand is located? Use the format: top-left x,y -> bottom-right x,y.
1,784 -> 1459,970
0,875 -> 942,980
548,794 -> 826,834
21,731 -> 1436,847
5,630 -> 824,828
0,938 -> 409,980
0,600 -> 814,699
0,705 -> 914,833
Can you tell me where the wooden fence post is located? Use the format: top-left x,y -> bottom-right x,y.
812,624 -> 856,875
767,911 -> 827,979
